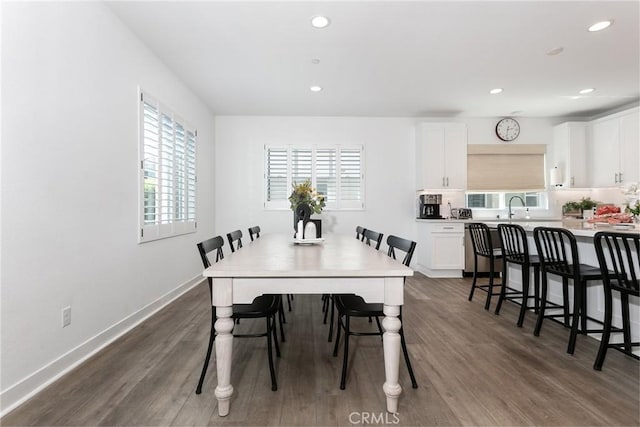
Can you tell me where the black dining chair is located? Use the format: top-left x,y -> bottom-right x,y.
248,225 -> 261,241
363,228 -> 384,250
226,229 -> 243,252
495,223 -> 542,327
231,228 -> 287,341
324,225 -> 371,337
332,234 -> 418,390
593,231 -> 639,370
195,236 -> 281,393
533,227 -> 606,355
248,225 -> 294,313
467,223 -> 503,310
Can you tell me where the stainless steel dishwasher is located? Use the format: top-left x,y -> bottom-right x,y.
463,224 -> 502,276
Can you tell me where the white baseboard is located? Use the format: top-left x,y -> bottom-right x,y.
0,275 -> 204,417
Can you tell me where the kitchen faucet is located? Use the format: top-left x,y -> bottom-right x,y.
508,196 -> 526,223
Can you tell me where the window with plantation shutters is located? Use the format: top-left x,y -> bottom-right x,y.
139,90 -> 197,243
264,145 -> 364,210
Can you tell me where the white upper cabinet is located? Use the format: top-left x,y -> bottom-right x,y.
620,111 -> 640,185
416,122 -> 467,190
552,122 -> 588,188
590,108 -> 640,187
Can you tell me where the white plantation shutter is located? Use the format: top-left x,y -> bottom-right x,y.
291,148 -> 312,187
266,148 -> 288,202
264,145 -> 364,210
339,148 -> 362,208
316,148 -> 337,206
139,90 -> 197,242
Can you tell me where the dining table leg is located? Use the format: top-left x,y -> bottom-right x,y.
382,304 -> 402,414
213,278 -> 234,416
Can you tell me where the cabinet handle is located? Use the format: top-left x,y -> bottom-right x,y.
619,172 -> 623,183
442,177 -> 445,186
615,173 -> 619,184
446,177 -> 449,186
571,176 -> 575,186
443,226 -> 454,230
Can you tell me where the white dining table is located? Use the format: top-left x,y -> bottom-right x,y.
202,233 -> 414,416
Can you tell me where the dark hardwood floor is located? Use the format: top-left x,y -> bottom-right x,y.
3,273 -> 639,426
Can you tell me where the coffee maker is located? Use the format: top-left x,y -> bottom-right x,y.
418,194 -> 443,219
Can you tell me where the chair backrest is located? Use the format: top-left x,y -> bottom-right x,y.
248,225 -> 261,241
386,235 -> 416,267
227,230 -> 243,253
356,226 -> 366,242
594,231 -> 639,295
468,223 -> 496,258
533,226 -> 580,276
197,236 -> 225,294
363,229 -> 384,250
497,223 -> 531,264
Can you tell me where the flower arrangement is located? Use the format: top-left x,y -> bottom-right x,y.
626,201 -> 640,217
289,179 -> 325,215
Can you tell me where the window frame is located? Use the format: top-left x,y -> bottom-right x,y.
465,191 -> 548,210
138,89 -> 197,243
264,144 -> 365,211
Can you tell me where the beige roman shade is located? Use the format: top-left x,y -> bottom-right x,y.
467,144 -> 546,191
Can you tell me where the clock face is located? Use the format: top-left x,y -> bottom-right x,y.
496,118 -> 520,141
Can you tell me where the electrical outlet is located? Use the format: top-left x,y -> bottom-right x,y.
62,306 -> 71,328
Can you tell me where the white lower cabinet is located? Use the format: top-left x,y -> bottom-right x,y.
416,222 -> 465,278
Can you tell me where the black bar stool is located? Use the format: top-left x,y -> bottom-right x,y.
533,227 -> 606,355
467,223 -> 503,310
593,231 -> 640,370
495,223 -> 542,327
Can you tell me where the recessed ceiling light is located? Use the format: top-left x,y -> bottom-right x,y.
311,16 -> 330,29
310,86 -> 322,92
489,88 -> 503,95
570,96 -> 581,100
546,47 -> 564,56
579,88 -> 595,94
588,20 -> 613,32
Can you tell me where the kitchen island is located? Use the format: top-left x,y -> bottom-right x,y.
415,218 -> 639,351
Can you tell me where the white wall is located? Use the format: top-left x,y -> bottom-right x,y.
214,116 -> 565,242
1,2 -> 216,414
215,116 -> 417,242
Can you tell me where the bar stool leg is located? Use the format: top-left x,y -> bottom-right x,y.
594,285 -> 613,370
580,281 -> 588,333
621,293 -> 632,353
562,278 -> 570,327
534,272 -> 548,337
517,264 -> 530,327
494,259 -> 508,315
484,256 -> 496,310
533,265 -> 540,314
567,281 -> 583,355
468,254 -> 479,301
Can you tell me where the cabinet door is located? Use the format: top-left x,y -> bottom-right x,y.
620,112 -> 640,185
431,234 -> 464,269
417,124 -> 446,189
553,123 -> 588,188
569,124 -> 588,187
591,119 -> 620,187
444,123 -> 467,189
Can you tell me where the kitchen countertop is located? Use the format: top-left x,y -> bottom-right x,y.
416,217 -> 639,238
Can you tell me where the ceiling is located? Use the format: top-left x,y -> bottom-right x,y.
107,1 -> 640,118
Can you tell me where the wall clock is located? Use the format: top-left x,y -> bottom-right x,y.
495,118 -> 520,142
